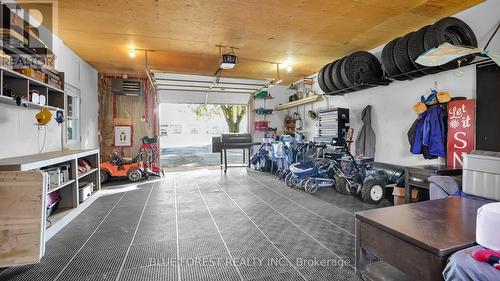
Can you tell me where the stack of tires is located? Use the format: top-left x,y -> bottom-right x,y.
318,51 -> 383,95
382,17 -> 477,80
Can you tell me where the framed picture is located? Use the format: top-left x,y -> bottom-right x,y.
114,126 -> 132,147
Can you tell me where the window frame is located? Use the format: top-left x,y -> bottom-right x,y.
65,85 -> 81,149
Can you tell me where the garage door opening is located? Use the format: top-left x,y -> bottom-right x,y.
159,103 -> 248,169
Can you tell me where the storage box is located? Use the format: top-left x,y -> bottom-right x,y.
392,186 -> 419,206
44,167 -> 61,188
60,165 -> 70,182
255,121 -> 269,132
463,151 -> 500,201
78,181 -> 94,203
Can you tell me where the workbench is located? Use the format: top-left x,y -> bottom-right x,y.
404,165 -> 462,203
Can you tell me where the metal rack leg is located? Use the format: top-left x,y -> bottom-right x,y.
224,149 -> 228,173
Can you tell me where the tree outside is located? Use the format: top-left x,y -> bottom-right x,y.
190,104 -> 247,133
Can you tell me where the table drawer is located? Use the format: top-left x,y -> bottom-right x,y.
357,220 -> 445,281
408,174 -> 431,189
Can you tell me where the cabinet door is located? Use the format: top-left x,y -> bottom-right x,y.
476,62 -> 500,152
0,171 -> 46,267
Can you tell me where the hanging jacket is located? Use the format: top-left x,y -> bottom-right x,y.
355,105 -> 376,157
424,105 -> 446,157
410,105 -> 446,158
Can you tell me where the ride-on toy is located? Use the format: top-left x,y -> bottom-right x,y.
100,137 -> 162,184
100,152 -> 144,183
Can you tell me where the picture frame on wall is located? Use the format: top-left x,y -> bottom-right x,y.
114,125 -> 133,147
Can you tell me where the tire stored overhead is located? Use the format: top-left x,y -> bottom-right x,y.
317,64 -> 330,94
393,33 -> 425,78
408,25 -> 441,75
324,60 -> 339,93
423,17 -> 478,69
382,38 -> 408,80
341,51 -> 382,87
332,57 -> 350,93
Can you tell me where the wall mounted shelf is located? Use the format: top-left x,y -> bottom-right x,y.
275,94 -> 323,111
0,66 -> 65,110
0,95 -> 62,111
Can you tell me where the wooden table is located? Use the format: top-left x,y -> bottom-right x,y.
355,197 -> 485,281
404,165 -> 462,203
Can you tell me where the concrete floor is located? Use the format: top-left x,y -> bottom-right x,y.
161,146 -> 245,168
0,168 -> 390,281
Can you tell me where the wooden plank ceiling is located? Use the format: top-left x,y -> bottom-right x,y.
56,0 -> 483,84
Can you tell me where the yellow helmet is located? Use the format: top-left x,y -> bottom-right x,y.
35,107 -> 53,125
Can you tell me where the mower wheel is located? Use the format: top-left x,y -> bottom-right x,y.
291,177 -> 300,188
285,174 -> 294,188
306,178 -> 320,194
100,170 -> 109,184
128,169 -> 143,182
298,179 -> 306,191
361,179 -> 385,205
334,176 -> 350,195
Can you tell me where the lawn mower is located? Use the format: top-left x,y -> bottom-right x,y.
285,158 -> 338,193
333,143 -> 388,204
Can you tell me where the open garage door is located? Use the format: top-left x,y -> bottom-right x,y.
153,72 -> 271,105
155,72 -> 269,169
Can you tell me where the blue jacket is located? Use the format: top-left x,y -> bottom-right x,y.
411,105 -> 446,158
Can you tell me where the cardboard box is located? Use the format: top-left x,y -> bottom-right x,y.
392,186 -> 419,206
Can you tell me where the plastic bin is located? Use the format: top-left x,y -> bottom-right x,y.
255,121 -> 269,132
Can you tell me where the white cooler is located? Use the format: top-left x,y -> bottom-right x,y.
463,150 -> 500,201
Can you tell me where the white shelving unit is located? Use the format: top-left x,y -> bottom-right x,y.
0,149 -> 100,249
0,66 -> 65,110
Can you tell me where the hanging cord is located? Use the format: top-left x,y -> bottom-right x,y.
38,125 -> 47,153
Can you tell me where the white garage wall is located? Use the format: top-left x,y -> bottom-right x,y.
0,38 -> 98,159
251,85 -> 296,142
298,0 -> 500,166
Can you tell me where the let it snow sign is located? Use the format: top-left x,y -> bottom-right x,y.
447,99 -> 475,168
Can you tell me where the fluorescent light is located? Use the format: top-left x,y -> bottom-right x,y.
128,49 -> 136,58
287,66 -> 293,73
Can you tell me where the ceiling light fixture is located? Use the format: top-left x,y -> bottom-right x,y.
282,59 -> 293,73
128,48 -> 137,58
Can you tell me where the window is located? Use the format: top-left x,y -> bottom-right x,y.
66,93 -> 80,142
